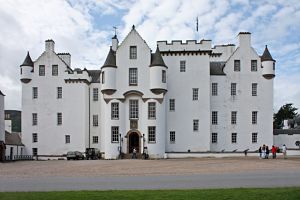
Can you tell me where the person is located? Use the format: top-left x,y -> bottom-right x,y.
261,144 -> 266,159
143,147 -> 149,159
266,146 -> 269,159
282,144 -> 287,159
271,145 -> 277,159
132,148 -> 137,159
258,146 -> 262,158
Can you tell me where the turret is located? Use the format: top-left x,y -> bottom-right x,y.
101,47 -> 117,95
149,46 -> 167,94
261,45 -> 275,79
20,52 -> 34,83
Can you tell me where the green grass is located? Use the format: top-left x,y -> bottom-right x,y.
1,188 -> 300,200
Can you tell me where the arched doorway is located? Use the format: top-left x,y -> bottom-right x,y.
128,132 -> 140,153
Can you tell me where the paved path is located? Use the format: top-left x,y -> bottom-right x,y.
1,157 -> 300,191
1,171 -> 300,191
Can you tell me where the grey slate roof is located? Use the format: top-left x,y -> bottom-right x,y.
210,62 -> 226,75
261,45 -> 275,62
274,129 -> 300,135
150,46 -> 167,67
102,47 -> 116,68
20,52 -> 34,67
5,131 -> 24,146
0,90 -> 4,96
88,70 -> 101,83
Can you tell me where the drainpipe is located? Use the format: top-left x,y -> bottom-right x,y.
88,87 -> 91,149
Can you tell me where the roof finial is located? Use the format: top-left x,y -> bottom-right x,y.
132,25 -> 135,29
113,26 -> 117,36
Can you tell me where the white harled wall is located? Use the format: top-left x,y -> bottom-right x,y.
0,93 -> 4,142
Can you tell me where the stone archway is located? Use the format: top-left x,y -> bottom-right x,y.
126,130 -> 142,154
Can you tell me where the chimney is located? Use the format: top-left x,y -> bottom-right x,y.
45,39 -> 55,52
112,35 -> 118,51
238,32 -> 251,48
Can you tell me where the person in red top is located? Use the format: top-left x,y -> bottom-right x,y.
271,145 -> 277,159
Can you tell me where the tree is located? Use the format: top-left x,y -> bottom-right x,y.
274,103 -> 298,129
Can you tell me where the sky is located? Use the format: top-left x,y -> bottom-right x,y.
0,0 -> 299,113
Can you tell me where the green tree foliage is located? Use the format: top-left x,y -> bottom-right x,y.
274,103 -> 298,129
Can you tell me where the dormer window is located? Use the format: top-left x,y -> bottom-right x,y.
130,46 -> 137,59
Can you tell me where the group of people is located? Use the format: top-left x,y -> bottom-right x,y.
258,144 -> 287,159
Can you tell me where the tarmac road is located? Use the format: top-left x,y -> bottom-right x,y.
1,171 -> 300,191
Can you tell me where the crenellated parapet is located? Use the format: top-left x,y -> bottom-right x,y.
157,39 -> 212,52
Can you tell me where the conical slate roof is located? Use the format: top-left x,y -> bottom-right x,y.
102,47 -> 116,68
20,51 -> 34,67
261,45 -> 275,62
0,90 -> 5,96
150,46 -> 167,67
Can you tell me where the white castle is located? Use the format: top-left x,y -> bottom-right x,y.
20,26 -> 275,159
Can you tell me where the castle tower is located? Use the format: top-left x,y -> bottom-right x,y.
261,45 -> 275,79
20,52 -> 34,83
101,47 -> 117,95
149,46 -> 168,94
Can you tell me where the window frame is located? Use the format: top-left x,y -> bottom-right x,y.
57,87 -> 62,99
148,126 -> 156,143
252,83 -> 257,96
129,99 -> 139,119
212,83 -> 218,96
231,133 -> 237,143
129,46 -> 137,59
212,132 -> 218,143
212,111 -> 218,125
32,113 -> 37,126
111,126 -> 119,143
180,60 -> 186,72
32,133 -> 38,143
52,65 -> 58,76
252,132 -> 258,143
251,60 -> 257,72
129,68 -> 138,85
170,131 -> 175,144
169,99 -> 175,111
65,135 -> 70,144
192,88 -> 199,101
93,88 -> 99,101
231,111 -> 237,125
193,119 -> 199,132
162,70 -> 166,83
111,102 -> 119,120
231,83 -> 237,96
39,65 -> 45,76
57,112 -> 62,125
32,87 -> 38,99
93,115 -> 98,127
234,60 -> 240,72
252,111 -> 258,124
148,102 -> 156,120
92,136 -> 99,144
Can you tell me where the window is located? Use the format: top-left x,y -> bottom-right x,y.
212,83 -> 218,96
252,83 -> 257,96
231,111 -> 237,124
111,126 -> 119,143
32,148 -> 38,156
52,65 -> 58,76
193,119 -> 199,131
92,136 -> 99,144
111,103 -> 119,120
212,133 -> 218,143
170,131 -> 175,143
129,68 -> 138,85
252,111 -> 258,124
129,100 -> 139,119
101,72 -> 105,84
57,87 -> 62,99
252,132 -> 258,143
32,133 -> 38,143
212,111 -> 218,125
32,87 -> 38,99
148,102 -> 156,119
162,70 -> 166,83
32,113 -> 37,125
192,88 -> 199,100
169,99 -> 175,111
57,113 -> 62,125
93,115 -> 98,126
234,60 -> 240,71
180,60 -> 186,72
148,126 -> 156,143
130,46 -> 137,59
65,135 -> 70,144
93,88 -> 98,101
231,83 -> 237,96
39,65 -> 45,76
251,60 -> 257,71
232,133 -> 237,143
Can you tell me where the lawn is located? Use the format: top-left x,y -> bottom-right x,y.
1,187 -> 300,200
